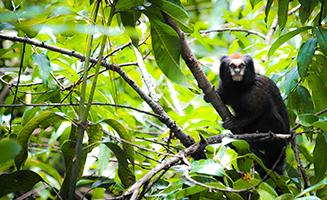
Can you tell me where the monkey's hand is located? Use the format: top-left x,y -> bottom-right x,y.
222,117 -> 236,130
203,94 -> 210,103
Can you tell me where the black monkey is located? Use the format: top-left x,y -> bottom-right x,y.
205,53 -> 289,178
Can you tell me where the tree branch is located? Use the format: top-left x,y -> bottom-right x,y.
162,13 -> 235,130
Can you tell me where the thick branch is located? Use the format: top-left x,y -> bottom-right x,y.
162,13 -> 233,124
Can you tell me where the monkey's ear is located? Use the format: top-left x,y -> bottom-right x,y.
220,55 -> 229,62
243,54 -> 253,64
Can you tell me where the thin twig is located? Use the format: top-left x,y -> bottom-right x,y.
9,40 -> 26,134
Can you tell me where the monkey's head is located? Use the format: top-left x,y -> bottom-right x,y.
219,53 -> 255,86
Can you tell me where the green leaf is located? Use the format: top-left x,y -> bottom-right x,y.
295,180 -> 327,198
299,0 -> 312,10
116,0 -> 144,10
232,140 -> 252,172
191,30 -> 212,54
245,153 -> 290,194
298,114 -> 319,126
175,185 -> 206,199
277,0 -> 290,30
316,26 -> 327,55
15,111 -> 68,169
0,139 -> 21,164
0,43 -> 22,58
250,0 -> 262,8
268,26 -> 312,58
148,0 -> 193,33
297,39 -> 317,78
313,134 -> 327,183
190,159 -> 224,176
104,142 -> 135,188
120,10 -> 141,46
287,86 -> 314,115
307,56 -> 327,116
313,121 -> 327,136
102,119 -> 134,169
232,140 -> 251,155
86,123 -> 103,152
31,53 -> 51,85
146,13 -> 192,88
0,170 -> 44,198
265,0 -> 274,22
299,0 -> 318,25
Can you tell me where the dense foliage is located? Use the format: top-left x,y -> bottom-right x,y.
0,0 -> 327,199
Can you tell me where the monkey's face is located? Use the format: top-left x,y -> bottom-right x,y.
229,59 -> 246,81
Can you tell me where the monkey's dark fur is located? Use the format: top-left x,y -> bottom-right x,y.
206,53 -> 289,178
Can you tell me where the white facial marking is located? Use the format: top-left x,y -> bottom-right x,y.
230,59 -> 245,66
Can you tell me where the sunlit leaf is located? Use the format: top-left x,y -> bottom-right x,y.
191,159 -> 224,176
268,26 -> 312,58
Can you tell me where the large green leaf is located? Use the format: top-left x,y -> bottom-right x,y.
268,26 -> 312,58
105,142 -> 135,188
0,170 -> 44,198
277,0 -> 290,30
313,133 -> 327,183
307,56 -> 327,116
116,0 -> 144,10
31,53 -> 51,85
148,0 -> 193,33
145,12 -> 192,88
316,26 -> 327,55
0,139 -> 21,164
102,119 -> 134,169
297,39 -> 317,78
287,86 -> 314,115
15,111 -> 69,170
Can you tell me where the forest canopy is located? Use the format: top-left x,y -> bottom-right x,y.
0,0 -> 327,199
